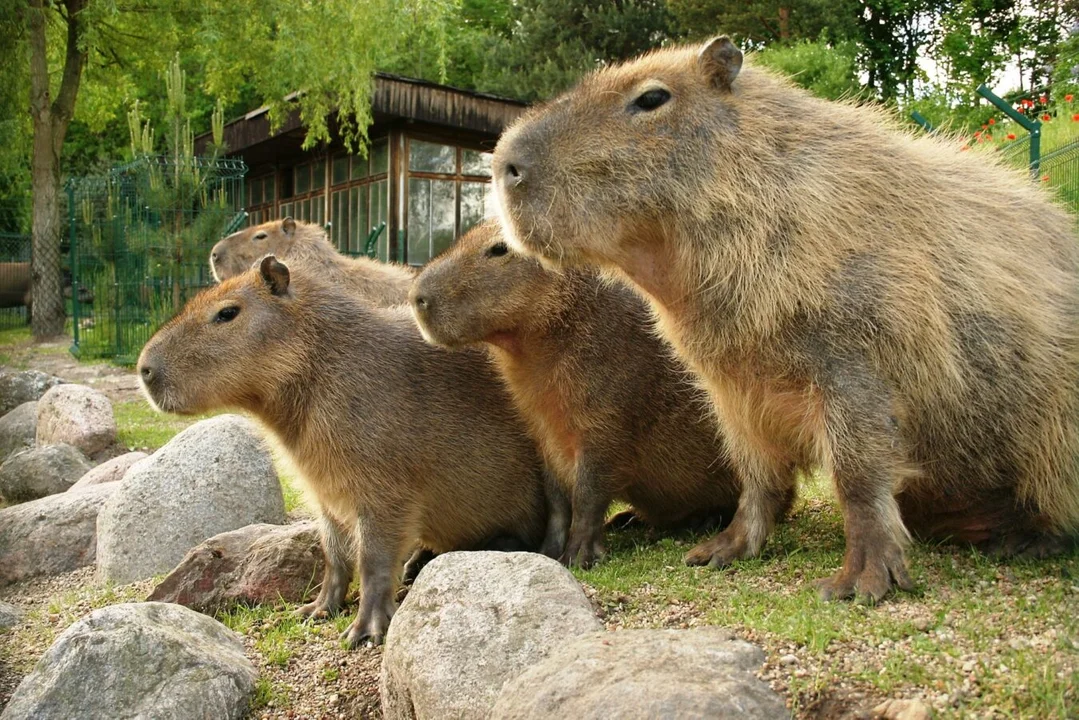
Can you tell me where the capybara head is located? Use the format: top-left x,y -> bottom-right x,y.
138,255 -> 300,415
493,36 -> 744,267
210,217 -> 311,281
410,220 -> 562,349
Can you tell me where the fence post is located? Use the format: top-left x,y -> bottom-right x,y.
67,181 -> 80,356
976,84 -> 1041,177
910,111 -> 934,133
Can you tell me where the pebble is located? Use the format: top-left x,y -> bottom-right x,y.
779,654 -> 798,666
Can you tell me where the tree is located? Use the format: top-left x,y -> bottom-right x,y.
6,0 -> 453,340
668,0 -> 859,47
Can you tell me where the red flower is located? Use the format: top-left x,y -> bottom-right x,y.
984,134 -> 992,141
974,131 -> 983,139
981,124 -> 988,130
989,118 -> 996,125
1022,98 -> 1034,108
1007,133 -> 1016,140
1043,114 -> 1052,121
1068,94 -> 1075,102
1043,175 -> 1051,182
1072,113 -> 1079,121
1040,94 -> 1048,104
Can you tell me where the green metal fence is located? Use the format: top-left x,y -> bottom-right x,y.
67,156 -> 246,364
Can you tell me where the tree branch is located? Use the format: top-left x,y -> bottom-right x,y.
50,0 -> 89,154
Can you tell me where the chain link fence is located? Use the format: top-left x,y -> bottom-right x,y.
67,156 -> 246,364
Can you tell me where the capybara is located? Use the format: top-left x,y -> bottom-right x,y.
137,255 -> 552,645
210,217 -> 414,306
412,220 -> 755,567
0,263 -> 93,321
491,36 -> 1079,601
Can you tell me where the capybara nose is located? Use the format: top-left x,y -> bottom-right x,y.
499,158 -> 527,188
138,358 -> 158,387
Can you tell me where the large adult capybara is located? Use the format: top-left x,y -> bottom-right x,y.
137,256 -> 552,645
210,217 -> 414,306
411,220 -> 753,567
491,36 -> 1079,601
0,263 -> 93,320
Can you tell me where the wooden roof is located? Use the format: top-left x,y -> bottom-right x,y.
195,73 -> 528,162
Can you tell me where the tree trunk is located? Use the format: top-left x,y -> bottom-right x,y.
778,6 -> 790,41
27,0 -> 86,340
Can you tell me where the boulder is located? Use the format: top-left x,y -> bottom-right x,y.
490,628 -> 788,719
35,384 -> 117,459
0,444 -> 93,504
0,370 -> 63,417
0,602 -> 257,720
380,551 -> 602,720
0,600 -> 23,629
67,451 -> 148,492
0,401 -> 37,462
96,414 -> 285,584
0,483 -> 118,586
148,521 -> 323,612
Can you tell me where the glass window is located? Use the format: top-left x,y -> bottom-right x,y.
279,202 -> 292,220
246,182 -> 254,208
349,186 -> 364,255
462,150 -> 492,177
410,140 -> 455,174
371,139 -> 389,175
461,182 -> 489,234
331,190 -> 347,248
264,175 -> 275,203
371,180 -> 389,261
311,159 -> 326,191
294,165 -> 310,196
311,194 -> 325,226
351,152 -> 368,180
332,156 -> 349,186
430,180 -> 455,258
408,178 -> 430,264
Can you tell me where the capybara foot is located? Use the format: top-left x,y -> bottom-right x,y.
605,509 -> 643,532
981,531 -> 1077,560
341,608 -> 392,649
560,533 -> 605,569
684,526 -> 750,568
295,597 -> 343,620
815,536 -> 914,603
402,548 -> 437,585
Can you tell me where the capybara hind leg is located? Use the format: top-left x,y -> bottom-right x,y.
342,516 -> 405,648
560,463 -> 613,569
981,530 -> 1078,560
605,509 -> 643,531
815,373 -> 914,602
297,513 -> 354,619
684,475 -> 791,568
401,547 -> 436,585
540,468 -> 571,558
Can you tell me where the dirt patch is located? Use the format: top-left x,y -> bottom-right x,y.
1,337 -> 141,405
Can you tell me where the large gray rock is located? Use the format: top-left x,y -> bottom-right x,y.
491,628 -> 787,719
0,483 -> 118,586
380,551 -> 603,720
0,370 -> 63,417
0,600 -> 23,629
67,451 -> 148,492
0,444 -> 94,504
35,384 -> 117,459
0,602 -> 257,720
0,401 -> 37,462
147,522 -> 323,613
96,414 -> 285,584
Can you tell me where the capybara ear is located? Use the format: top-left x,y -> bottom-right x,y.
259,255 -> 291,296
698,36 -> 743,92
282,216 -> 297,236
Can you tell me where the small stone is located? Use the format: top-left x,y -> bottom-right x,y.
0,370 -> 63,417
0,444 -> 93,503
0,401 -> 37,462
779,654 -> 798,666
873,698 -> 932,720
35,384 -> 117,459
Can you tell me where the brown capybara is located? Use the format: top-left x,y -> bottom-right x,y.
0,263 -> 93,321
137,255 -> 553,646
411,220 -> 757,567
491,36 -> 1079,601
210,217 -> 414,306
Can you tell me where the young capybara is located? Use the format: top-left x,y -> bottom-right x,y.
137,255 -> 551,645
491,36 -> 1079,601
210,217 -> 414,306
411,220 -> 753,568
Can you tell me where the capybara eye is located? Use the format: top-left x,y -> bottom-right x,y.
254,232 -> 268,241
631,89 -> 671,113
215,306 -> 241,323
486,242 -> 509,258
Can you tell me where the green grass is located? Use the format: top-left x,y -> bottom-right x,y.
112,400 -> 219,452
576,477 -> 1079,718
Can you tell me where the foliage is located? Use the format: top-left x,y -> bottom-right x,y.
755,39 -> 862,100
668,0 -> 859,46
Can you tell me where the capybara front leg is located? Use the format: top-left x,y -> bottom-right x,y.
296,512 -> 354,619
684,469 -> 793,568
540,468 -> 572,559
341,516 -> 405,648
559,461 -> 614,569
814,369 -> 915,602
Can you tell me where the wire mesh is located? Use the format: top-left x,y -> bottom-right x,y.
0,233 -> 32,330
67,155 -> 246,364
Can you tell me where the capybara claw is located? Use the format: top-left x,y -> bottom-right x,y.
683,528 -> 747,568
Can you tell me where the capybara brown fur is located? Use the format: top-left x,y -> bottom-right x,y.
411,220 -> 755,567
492,36 -> 1079,601
137,255 -> 551,645
0,263 -> 92,321
210,217 -> 414,306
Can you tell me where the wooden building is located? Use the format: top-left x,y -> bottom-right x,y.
195,73 -> 527,265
